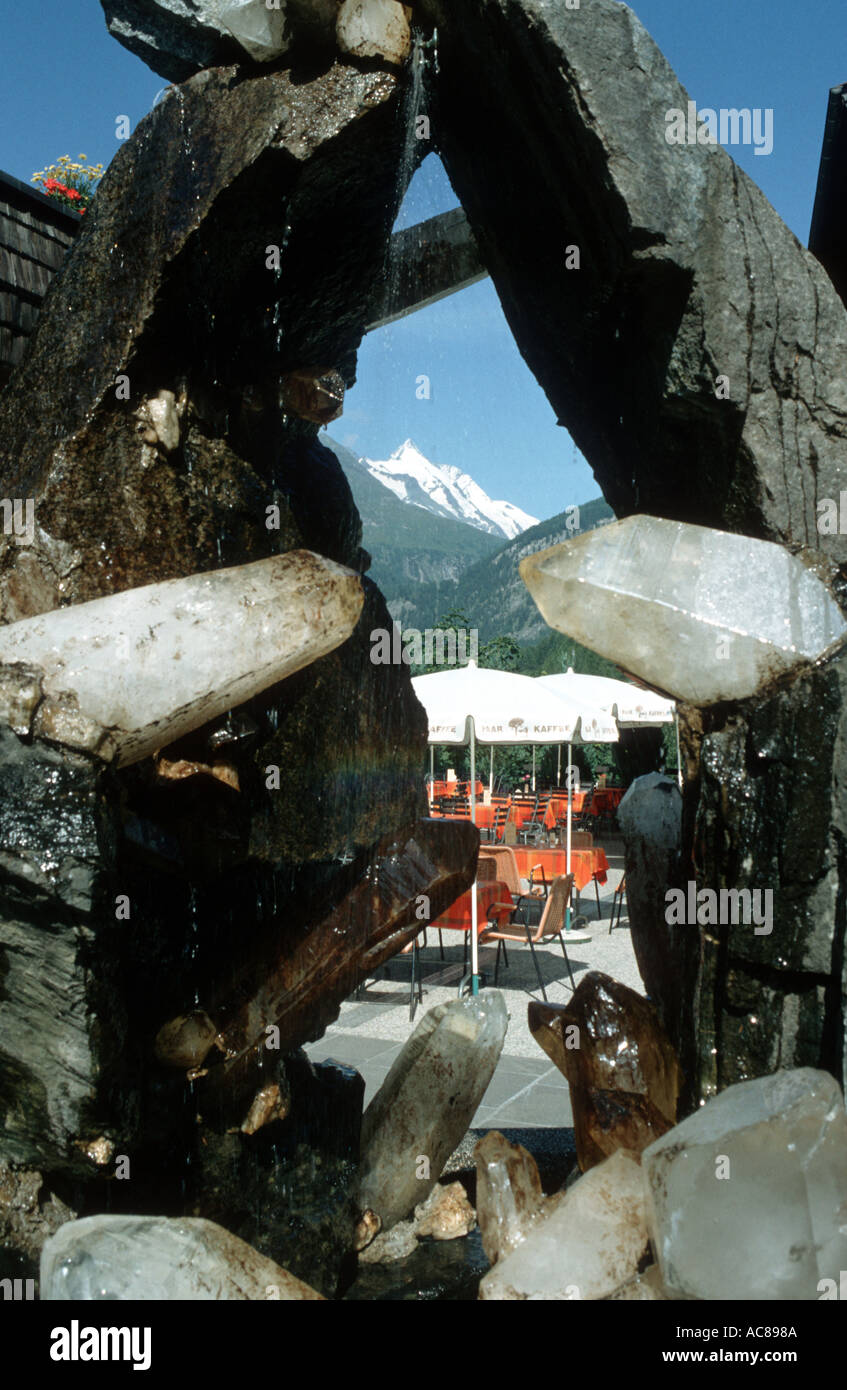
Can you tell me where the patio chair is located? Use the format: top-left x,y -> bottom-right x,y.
528,861 -> 549,897
481,872 -> 577,1001
609,875 -> 627,934
478,845 -> 524,898
518,795 -> 551,846
481,803 -> 509,844
574,785 -> 594,832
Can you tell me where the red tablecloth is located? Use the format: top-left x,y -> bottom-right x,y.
511,846 -> 609,891
548,792 -> 587,819
547,789 -> 623,820
437,800 -> 555,832
429,780 -> 484,801
439,805 -> 499,830
509,802 -> 557,831
430,880 -> 514,933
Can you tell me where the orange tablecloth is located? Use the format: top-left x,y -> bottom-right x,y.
509,802 -> 557,831
438,805 -> 499,830
429,780 -> 484,801
430,881 -> 514,933
437,799 -> 555,832
511,846 -> 609,891
548,792 -> 587,819
547,789 -> 624,820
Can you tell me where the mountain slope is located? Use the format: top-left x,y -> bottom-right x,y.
325,434 -> 614,642
404,496 -> 616,643
362,439 -> 538,539
324,436 -> 501,615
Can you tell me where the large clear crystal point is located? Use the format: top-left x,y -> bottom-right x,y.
41,1215 -> 323,1300
643,1067 -> 847,1300
474,1130 -> 546,1265
357,993 -> 508,1231
0,550 -> 363,765
520,516 -> 847,704
214,0 -> 290,61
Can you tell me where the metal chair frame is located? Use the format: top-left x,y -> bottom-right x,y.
480,873 -> 576,1002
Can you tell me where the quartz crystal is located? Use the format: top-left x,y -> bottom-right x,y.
357,994 -> 508,1230
474,1130 -> 546,1265
529,975 -> 681,1171
520,516 -> 847,704
41,1215 -> 324,1300
643,1067 -> 847,1300
336,0 -> 411,66
0,551 -> 362,765
215,0 -> 340,61
479,1150 -> 648,1300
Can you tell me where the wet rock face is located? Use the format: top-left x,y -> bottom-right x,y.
191,1054 -> 362,1298
0,62 -> 401,618
0,1164 -> 75,1284
418,0 -> 847,553
694,663 -> 847,1097
101,0 -> 341,82
420,0 -> 847,1094
0,791 -> 477,1178
0,57 -> 427,864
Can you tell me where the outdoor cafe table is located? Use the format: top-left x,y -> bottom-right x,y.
547,791 -> 588,820
511,845 -> 609,892
429,779 -> 484,801
435,804 -> 502,831
591,787 -> 625,816
429,880 -> 514,934
436,799 -> 556,832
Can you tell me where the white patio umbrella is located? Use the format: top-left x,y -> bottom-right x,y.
412,661 -> 617,995
537,669 -> 678,786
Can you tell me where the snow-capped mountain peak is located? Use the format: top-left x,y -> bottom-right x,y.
361,440 -> 538,540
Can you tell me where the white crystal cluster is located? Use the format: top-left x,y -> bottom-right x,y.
520,516 -> 847,704
474,1068 -> 847,1300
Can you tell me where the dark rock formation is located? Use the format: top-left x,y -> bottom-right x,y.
419,0 -> 847,1096
100,0 -> 258,82
0,699 -> 476,1177
0,46 -> 479,1294
0,58 -> 429,860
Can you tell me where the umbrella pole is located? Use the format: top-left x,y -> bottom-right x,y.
557,744 -> 561,784
470,720 -> 479,995
489,745 -> 494,795
566,741 -> 573,932
532,746 -> 536,793
674,711 -> 683,791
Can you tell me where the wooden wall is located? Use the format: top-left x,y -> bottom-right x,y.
0,170 -> 80,392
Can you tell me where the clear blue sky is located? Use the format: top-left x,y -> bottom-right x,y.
2,1 -> 843,520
